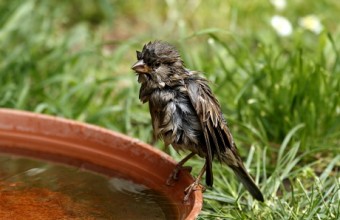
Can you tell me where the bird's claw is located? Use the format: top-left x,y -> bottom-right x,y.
166,166 -> 192,186
183,182 -> 205,202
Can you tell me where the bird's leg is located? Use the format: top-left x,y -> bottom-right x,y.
166,152 -> 195,186
183,162 -> 207,202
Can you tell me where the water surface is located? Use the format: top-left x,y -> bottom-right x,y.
0,154 -> 177,219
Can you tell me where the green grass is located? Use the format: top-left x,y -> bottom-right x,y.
0,0 -> 339,219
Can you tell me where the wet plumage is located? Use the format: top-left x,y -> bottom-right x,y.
131,41 -> 264,202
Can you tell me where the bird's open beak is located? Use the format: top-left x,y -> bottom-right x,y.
131,60 -> 150,74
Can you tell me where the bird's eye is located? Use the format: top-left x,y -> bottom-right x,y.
154,62 -> 161,68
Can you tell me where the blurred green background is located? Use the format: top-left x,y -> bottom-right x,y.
0,0 -> 339,219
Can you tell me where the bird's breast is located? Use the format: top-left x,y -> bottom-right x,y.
148,88 -> 205,156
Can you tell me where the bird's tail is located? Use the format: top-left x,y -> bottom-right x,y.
229,164 -> 264,202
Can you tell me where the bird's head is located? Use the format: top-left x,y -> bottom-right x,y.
131,41 -> 185,87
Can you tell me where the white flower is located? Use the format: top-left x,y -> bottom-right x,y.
270,15 -> 293,37
299,15 -> 323,34
270,0 -> 287,11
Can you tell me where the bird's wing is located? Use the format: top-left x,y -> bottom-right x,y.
186,75 -> 236,186
186,75 -> 264,201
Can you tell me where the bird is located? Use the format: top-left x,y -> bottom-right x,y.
131,41 -> 264,202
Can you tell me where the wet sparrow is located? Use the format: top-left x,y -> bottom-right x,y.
131,41 -> 264,202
